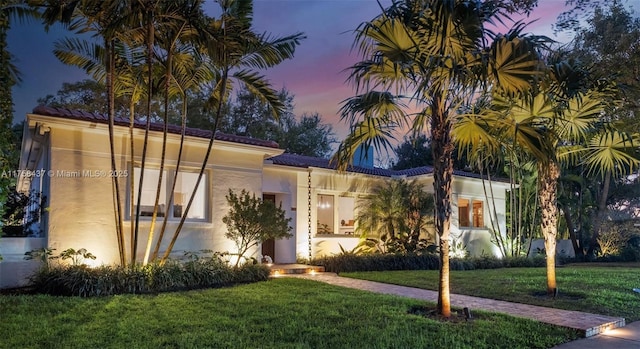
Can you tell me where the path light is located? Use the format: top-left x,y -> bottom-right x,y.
309,269 -> 316,276
463,307 -> 472,321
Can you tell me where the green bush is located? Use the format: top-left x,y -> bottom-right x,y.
29,259 -> 270,297
312,253 -> 546,273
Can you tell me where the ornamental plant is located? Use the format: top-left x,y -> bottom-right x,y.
222,189 -> 292,266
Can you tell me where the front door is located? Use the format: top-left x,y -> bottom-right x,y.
261,194 -> 276,261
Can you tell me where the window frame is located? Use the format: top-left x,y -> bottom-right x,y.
315,193 -> 358,237
128,165 -> 209,222
457,197 -> 485,229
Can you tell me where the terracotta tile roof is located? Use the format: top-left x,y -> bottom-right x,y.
267,153 -> 509,182
33,105 -> 507,182
267,153 -> 400,177
32,105 -> 281,149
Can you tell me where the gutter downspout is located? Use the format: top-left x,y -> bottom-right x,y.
307,168 -> 313,260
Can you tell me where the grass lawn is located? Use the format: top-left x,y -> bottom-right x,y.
343,264 -> 640,321
0,278 -> 578,349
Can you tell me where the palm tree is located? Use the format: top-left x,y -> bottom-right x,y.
159,0 -> 304,263
141,0 -> 209,265
356,179 -> 434,253
38,0 -> 132,264
456,50 -> 639,295
334,0 -> 544,317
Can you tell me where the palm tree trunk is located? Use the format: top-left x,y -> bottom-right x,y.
105,37 -> 126,266
133,6 -> 156,264
128,97 -> 136,265
431,93 -> 453,318
538,160 -> 560,295
143,46 -> 172,265
587,170 -> 611,256
160,68 -> 229,263
560,203 -> 583,256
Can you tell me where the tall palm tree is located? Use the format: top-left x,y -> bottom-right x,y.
159,0 -> 304,263
141,0 -> 208,265
456,50 -> 639,295
334,0 -> 544,317
39,0 -> 131,265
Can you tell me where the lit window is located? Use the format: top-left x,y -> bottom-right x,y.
472,200 -> 483,228
338,196 -> 355,235
132,167 -> 206,221
317,194 -> 334,234
173,171 -> 206,219
316,194 -> 358,236
458,198 -> 470,227
133,168 -> 167,217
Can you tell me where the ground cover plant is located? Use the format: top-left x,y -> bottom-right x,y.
312,253 -> 546,273
0,278 -> 578,349
343,264 -> 640,321
24,248 -> 269,297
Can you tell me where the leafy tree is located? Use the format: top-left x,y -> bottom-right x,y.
37,0 -> 304,266
356,179 -> 434,253
334,0 -> 545,317
276,112 -> 336,157
222,189 -> 292,266
391,135 -> 433,170
565,1 -> 640,255
391,134 -> 474,171
0,0 -> 38,225
457,48 -> 639,294
219,87 -> 336,157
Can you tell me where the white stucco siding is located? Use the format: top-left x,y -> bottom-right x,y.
262,168 -> 298,263
47,138 -> 122,265
211,167 -> 264,257
304,169 -> 383,258
451,176 -> 510,257
30,115 -> 278,265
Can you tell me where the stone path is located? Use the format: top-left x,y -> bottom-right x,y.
284,272 -> 625,338
551,321 -> 640,348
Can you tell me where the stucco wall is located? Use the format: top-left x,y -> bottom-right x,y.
30,116 -> 276,266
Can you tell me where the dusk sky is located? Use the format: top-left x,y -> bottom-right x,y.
9,0 -> 573,142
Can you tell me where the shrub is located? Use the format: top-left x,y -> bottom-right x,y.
29,258 -> 270,297
222,189 -> 292,266
312,253 -> 546,273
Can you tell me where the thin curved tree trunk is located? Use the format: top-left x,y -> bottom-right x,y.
160,68 -> 229,263
128,97 -> 136,265
105,37 -> 126,266
538,160 -> 560,295
133,6 -> 155,264
153,95 -> 187,261
587,170 -> 611,256
561,203 -> 582,256
144,46 -> 172,265
431,93 -> 453,318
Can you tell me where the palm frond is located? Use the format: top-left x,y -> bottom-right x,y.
583,130 -> 640,178
233,69 -> 284,118
53,37 -> 106,82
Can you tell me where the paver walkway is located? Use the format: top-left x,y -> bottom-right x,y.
551,321 -> 640,348
285,272 -> 625,338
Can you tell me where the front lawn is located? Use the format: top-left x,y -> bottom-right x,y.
343,265 -> 640,321
0,278 -> 577,349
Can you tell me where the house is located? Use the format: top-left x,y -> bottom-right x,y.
0,106 -> 511,287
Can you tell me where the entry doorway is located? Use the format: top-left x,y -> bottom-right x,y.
261,194 -> 276,261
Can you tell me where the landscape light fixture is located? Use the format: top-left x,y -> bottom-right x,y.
463,307 -> 472,321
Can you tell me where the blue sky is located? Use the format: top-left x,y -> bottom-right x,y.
9,0 -> 573,140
